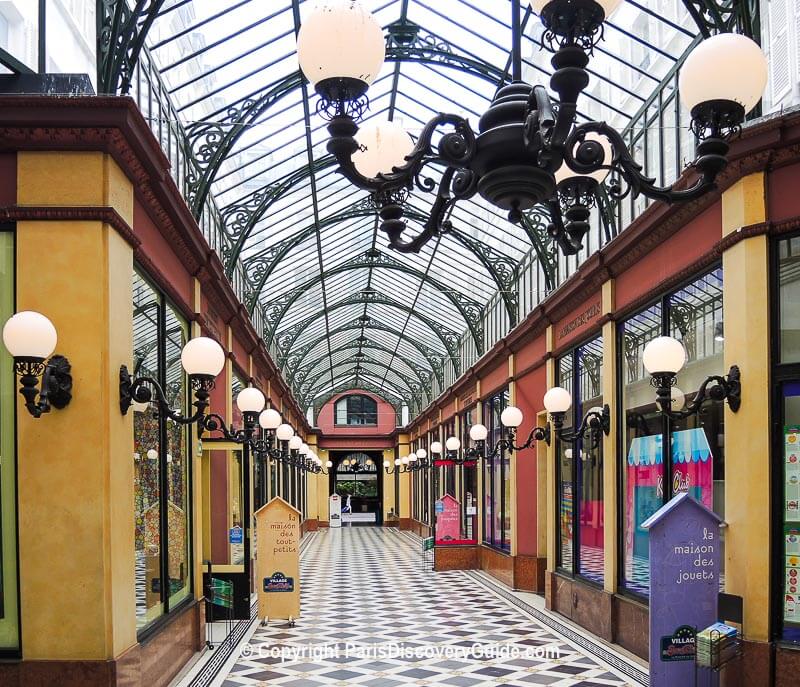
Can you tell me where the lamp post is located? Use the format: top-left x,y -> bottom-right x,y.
296,1 -> 768,256
642,335 -> 741,417
2,311 -> 73,418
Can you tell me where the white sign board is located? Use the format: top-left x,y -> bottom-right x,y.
329,494 -> 342,528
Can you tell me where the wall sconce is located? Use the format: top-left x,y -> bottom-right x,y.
120,336 -> 225,427
542,387 -> 610,443
2,311 -> 73,418
642,335 -> 741,417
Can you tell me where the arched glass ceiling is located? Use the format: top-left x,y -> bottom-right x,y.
143,0 -> 703,410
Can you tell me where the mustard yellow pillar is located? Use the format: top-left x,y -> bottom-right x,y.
721,172 -> 770,642
316,448 -> 330,523
382,448 -> 396,521
601,279 -> 618,594
15,152 -> 136,659
306,436 -> 319,522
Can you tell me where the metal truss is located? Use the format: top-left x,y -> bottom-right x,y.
97,0 -> 168,94
681,0 -> 760,39
183,23 -> 503,218
262,248 -> 484,354
282,319 -> 445,389
273,289 -> 463,378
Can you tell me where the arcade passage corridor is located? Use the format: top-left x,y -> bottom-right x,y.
214,529 -> 643,687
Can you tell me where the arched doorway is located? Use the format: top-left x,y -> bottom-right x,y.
330,451 -> 383,525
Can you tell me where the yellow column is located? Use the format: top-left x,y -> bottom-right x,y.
545,325 -> 557,571
721,172 -> 770,641
601,279 -> 618,594
382,448 -> 395,521
508,353 -> 518,556
316,448 -> 330,523
16,152 -> 136,659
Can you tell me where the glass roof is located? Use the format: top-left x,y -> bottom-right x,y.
144,0 -> 701,411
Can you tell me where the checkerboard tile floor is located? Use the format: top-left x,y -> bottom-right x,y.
217,528 -> 639,687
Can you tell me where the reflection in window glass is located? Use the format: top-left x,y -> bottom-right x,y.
133,274 -> 163,629
781,384 -> 800,641
780,237 -> 800,363
557,355 -> 574,573
483,390 -> 510,552
619,268 -> 724,597
132,271 -> 192,631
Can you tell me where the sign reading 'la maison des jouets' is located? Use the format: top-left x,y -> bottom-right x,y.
642,492 -> 724,687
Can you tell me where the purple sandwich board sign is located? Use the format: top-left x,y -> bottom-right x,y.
641,492 -> 724,687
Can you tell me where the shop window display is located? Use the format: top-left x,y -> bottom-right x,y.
132,270 -> 191,631
556,337 -> 604,583
619,268 -> 724,597
483,390 -> 510,552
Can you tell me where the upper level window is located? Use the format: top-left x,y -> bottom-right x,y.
335,394 -> 377,426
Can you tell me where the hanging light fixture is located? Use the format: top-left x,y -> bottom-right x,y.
296,0 -> 768,255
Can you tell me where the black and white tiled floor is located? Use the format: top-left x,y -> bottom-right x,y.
216,528 -> 640,687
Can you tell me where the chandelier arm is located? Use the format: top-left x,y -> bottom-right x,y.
564,122 -> 726,204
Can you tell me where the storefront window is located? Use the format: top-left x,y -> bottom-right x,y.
556,337 -> 604,583
483,390 -> 510,552
0,229 -> 19,651
777,236 -> 800,640
779,237 -> 800,364
132,270 -> 192,632
619,268 -> 724,598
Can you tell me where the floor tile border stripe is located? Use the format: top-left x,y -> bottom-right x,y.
462,570 -> 649,687
185,530 -> 320,687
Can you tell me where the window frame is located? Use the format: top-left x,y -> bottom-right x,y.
133,268 -> 194,640
334,394 -> 378,426
615,264 -> 724,603
482,388 -> 510,553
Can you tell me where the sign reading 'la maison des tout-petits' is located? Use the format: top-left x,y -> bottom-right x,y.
642,492 -> 723,687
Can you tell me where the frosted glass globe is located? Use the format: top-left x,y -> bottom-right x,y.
146,448 -> 158,461
300,443 -> 309,455
289,436 -> 302,450
543,387 -> 572,414
643,336 -> 687,375
236,387 -> 266,413
530,0 -> 623,20
180,337 -> 225,377
353,121 -> 414,178
416,448 -> 427,459
430,441 -> 442,454
297,1 -> 385,89
501,406 -> 524,428
470,423 -> 488,441
276,423 -> 294,441
679,33 -> 767,114
401,456 -> 409,464
326,460 -> 333,468
383,460 -> 390,467
259,408 -> 282,430
408,454 -> 418,462
445,436 -> 461,451
2,311 -> 57,359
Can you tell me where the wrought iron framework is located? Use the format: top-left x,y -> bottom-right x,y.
94,0 -> 760,418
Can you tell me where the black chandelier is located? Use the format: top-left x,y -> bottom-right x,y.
296,0 -> 767,256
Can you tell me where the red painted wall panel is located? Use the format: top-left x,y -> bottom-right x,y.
514,365 -> 547,556
0,153 -> 16,206
480,359 -> 510,398
769,162 -> 800,221
317,390 -> 396,435
615,203 -> 721,312
133,200 -> 193,309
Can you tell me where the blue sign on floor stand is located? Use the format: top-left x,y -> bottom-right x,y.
642,492 -> 723,687
229,526 -> 243,544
